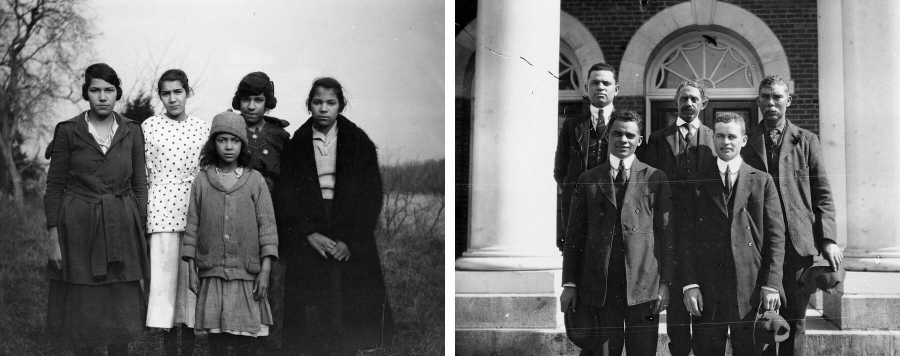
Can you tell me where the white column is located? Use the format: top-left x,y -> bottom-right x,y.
817,0 -> 846,249
456,0 -> 561,271
822,0 -> 900,330
840,0 -> 900,272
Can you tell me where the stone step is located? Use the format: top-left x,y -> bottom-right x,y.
456,309 -> 900,355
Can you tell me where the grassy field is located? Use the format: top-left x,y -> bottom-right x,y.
0,190 -> 444,355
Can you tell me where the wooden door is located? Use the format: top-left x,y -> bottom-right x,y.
648,99 -> 758,134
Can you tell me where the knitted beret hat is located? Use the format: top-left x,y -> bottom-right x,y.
210,111 -> 248,146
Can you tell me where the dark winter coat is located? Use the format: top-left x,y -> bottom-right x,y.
247,115 -> 291,191
273,115 -> 392,337
43,112 -> 150,285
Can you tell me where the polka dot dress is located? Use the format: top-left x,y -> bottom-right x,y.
143,115 -> 210,233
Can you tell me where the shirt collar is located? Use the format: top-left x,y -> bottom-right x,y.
590,104 -> 614,126
84,112 -> 118,140
609,154 -> 635,170
214,165 -> 243,178
312,123 -> 338,142
763,118 -> 786,133
675,117 -> 701,129
716,156 -> 743,174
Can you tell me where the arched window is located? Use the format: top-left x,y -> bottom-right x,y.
647,32 -> 762,100
559,40 -> 583,101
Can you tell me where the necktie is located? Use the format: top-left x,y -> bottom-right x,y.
724,165 -> 732,200
682,123 -> 694,143
615,160 -> 627,208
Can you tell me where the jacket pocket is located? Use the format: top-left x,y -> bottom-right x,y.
195,253 -> 212,271
246,256 -> 261,274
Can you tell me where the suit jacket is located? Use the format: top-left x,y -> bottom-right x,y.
562,158 -> 674,308
681,163 -> 785,319
554,113 -> 608,248
637,123 -> 716,286
741,119 -> 836,256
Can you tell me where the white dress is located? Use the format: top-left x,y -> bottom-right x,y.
142,115 -> 209,328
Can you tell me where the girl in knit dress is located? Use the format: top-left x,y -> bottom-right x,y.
182,111 -> 278,355
143,69 -> 209,356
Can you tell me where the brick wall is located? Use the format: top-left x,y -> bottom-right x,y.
560,0 -> 820,133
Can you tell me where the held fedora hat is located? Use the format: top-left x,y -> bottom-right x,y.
564,298 -> 599,349
754,307 -> 790,353
799,258 -> 846,295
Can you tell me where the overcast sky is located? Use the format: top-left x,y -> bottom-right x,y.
56,0 -> 444,163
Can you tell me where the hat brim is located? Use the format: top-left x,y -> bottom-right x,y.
564,300 -> 600,349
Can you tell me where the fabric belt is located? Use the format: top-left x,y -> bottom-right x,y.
66,187 -> 135,278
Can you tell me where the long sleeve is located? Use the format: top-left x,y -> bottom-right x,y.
561,175 -> 589,285
761,175 -> 786,293
554,119 -> 572,185
806,133 -> 836,250
255,174 -> 279,260
129,123 -> 149,220
653,170 -> 675,284
44,123 -> 72,228
181,179 -> 202,261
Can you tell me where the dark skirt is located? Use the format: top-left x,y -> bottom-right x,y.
46,280 -> 145,348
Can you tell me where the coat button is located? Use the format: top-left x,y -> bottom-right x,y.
225,216 -> 230,220
632,228 -> 637,231
635,209 -> 640,214
224,234 -> 230,239
749,242 -> 753,247
263,149 -> 269,155
746,226 -> 750,230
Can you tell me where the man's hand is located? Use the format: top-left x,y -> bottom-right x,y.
760,288 -> 781,311
823,242 -> 843,272
653,283 -> 670,314
683,287 -> 703,316
560,287 -> 578,313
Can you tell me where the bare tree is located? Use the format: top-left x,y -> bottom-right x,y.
0,0 -> 95,209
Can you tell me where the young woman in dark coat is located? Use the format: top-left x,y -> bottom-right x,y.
274,77 -> 394,354
43,63 -> 149,356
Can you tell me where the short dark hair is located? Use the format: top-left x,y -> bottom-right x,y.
199,132 -> 252,168
714,112 -> 747,134
758,75 -> 790,94
82,63 -> 123,101
231,71 -> 277,111
306,77 -> 348,113
586,62 -> 617,83
157,69 -> 192,97
607,109 -> 643,134
675,80 -> 708,104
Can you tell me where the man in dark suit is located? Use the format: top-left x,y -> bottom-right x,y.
682,112 -> 785,356
741,75 -> 842,356
554,62 -> 618,250
560,110 -> 674,356
637,80 -> 717,356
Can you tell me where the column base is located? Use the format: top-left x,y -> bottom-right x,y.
456,270 -> 563,329
822,271 -> 900,329
456,251 -> 562,271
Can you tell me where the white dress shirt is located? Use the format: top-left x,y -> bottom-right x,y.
675,117 -> 700,140
590,104 -> 614,130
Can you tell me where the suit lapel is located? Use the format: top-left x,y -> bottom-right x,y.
297,123 -> 326,209
779,120 -> 800,173
577,115 -> 592,171
625,159 -> 648,204
664,124 -> 678,160
698,125 -> 714,169
72,112 -> 104,155
702,168 -> 728,216
595,161 -> 616,206
108,112 -> 129,151
730,164 -> 753,217
748,123 -> 768,171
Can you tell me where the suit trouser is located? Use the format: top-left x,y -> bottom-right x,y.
666,282 -> 693,356
580,256 -> 659,356
763,243 -> 813,356
691,291 -> 757,356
